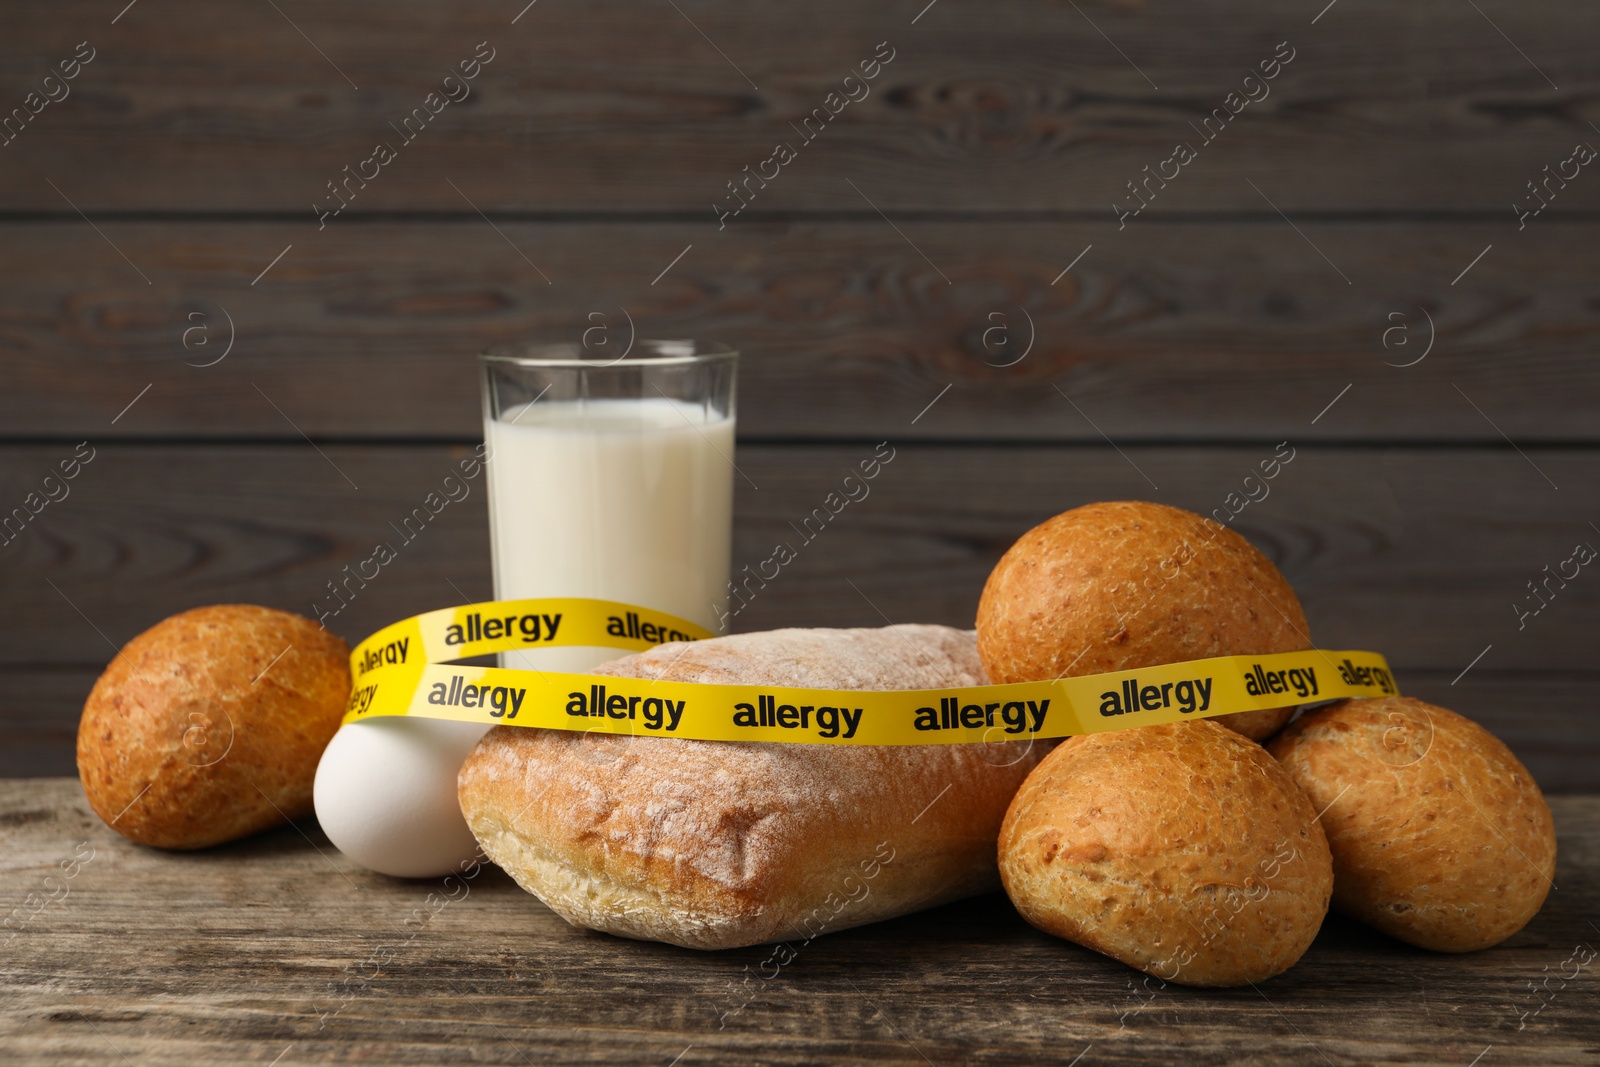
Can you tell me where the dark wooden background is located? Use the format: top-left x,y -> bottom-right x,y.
0,0 -> 1595,787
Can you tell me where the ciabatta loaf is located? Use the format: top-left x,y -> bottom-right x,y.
457,625 -> 1045,949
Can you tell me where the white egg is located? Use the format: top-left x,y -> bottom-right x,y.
314,718 -> 491,878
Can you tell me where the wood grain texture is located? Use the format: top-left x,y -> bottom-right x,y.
0,11 -> 1593,1061
0,1 -> 1596,213
2,442 -> 1593,782
1,778 -> 1595,1065
1,220 -> 1597,440
3,443 -> 1590,667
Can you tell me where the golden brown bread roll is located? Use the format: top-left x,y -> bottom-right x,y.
457,625 -> 1045,950
77,605 -> 350,849
999,720 -> 1333,986
977,500 -> 1308,740
1268,696 -> 1555,952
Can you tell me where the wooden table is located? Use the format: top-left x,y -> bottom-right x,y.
3,780 -> 1595,1065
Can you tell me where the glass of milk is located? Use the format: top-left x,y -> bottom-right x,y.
314,341 -> 737,879
479,339 -> 738,673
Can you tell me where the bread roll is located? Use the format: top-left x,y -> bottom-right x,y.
77,605 -> 351,849
977,500 -> 1308,740
457,625 -> 1045,950
1268,697 -> 1555,952
999,720 -> 1333,986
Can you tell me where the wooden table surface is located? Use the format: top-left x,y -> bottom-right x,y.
2,780 -> 1595,1066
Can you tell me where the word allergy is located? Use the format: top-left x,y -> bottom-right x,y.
1115,40 -> 1296,228
428,675 -> 528,719
565,683 -> 686,732
914,696 -> 1051,734
735,694 -> 864,739
443,610 -> 563,647
601,609 -> 698,646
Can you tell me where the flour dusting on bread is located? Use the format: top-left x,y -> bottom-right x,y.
457,625 -> 1046,949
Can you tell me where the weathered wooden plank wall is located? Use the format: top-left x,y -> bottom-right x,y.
2,223 -> 1598,439
0,0 -> 1594,784
1,2 -> 1594,211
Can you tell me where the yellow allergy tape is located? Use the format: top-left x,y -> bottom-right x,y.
341,598 -> 1400,746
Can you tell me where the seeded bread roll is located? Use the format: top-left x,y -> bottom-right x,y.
457,625 -> 1046,950
77,605 -> 351,849
999,720 -> 1333,986
1269,697 -> 1556,952
976,501 -> 1308,740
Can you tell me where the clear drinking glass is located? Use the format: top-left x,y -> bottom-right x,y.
479,339 -> 738,672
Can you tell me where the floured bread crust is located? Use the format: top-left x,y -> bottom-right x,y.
457,625 -> 1046,949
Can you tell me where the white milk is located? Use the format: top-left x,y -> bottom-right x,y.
485,396 -> 734,672
318,397 -> 733,878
